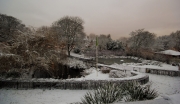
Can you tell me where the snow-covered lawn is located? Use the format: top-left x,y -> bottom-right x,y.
0,89 -> 88,104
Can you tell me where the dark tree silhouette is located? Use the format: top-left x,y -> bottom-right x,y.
0,14 -> 25,43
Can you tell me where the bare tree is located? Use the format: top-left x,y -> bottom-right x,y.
118,37 -> 129,49
153,35 -> 170,51
153,30 -> 180,51
128,29 -> 156,55
170,30 -> 180,51
52,16 -> 84,56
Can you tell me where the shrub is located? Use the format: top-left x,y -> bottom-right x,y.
6,70 -> 21,78
73,48 -> 81,54
101,67 -> 111,74
121,81 -> 158,102
81,83 -> 123,104
0,71 -> 7,77
109,70 -> 126,78
79,82 -> 158,104
0,55 -> 22,72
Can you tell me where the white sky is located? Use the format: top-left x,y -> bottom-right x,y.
0,0 -> 180,39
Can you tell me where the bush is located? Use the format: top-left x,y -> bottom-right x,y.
81,83 -> 123,104
6,70 -> 21,78
0,71 -> 7,77
121,81 -> 158,102
79,82 -> 158,104
0,55 -> 22,71
109,70 -> 126,78
101,67 -> 111,73
73,48 -> 81,54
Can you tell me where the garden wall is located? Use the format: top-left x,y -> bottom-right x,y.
146,68 -> 180,76
0,72 -> 149,90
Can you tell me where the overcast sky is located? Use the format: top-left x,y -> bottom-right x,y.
0,0 -> 180,39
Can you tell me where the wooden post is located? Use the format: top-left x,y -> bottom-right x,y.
96,36 -> 98,76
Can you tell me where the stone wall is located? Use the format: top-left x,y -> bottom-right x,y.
146,68 -> 180,76
0,72 -> 149,90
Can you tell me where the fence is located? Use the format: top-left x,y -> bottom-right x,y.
146,68 -> 180,76
0,72 -> 149,90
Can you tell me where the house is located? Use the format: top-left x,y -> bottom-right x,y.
155,50 -> 180,65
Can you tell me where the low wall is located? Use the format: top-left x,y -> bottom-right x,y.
0,72 -> 149,90
146,68 -> 180,76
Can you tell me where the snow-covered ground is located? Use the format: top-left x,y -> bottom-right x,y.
1,72 -> 180,104
0,89 -> 88,104
117,94 -> 180,104
1,54 -> 180,104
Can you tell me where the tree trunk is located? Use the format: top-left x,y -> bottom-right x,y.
68,50 -> 70,57
67,44 -> 71,57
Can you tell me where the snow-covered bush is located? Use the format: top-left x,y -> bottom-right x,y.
81,83 -> 123,104
109,70 -> 126,78
62,58 -> 87,69
121,81 -> 158,102
80,81 -> 158,104
107,40 -> 124,51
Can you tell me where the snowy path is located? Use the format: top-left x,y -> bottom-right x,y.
145,73 -> 180,95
